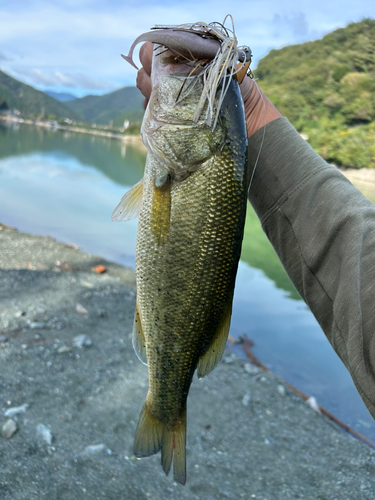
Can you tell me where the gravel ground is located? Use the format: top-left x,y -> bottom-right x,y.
0,223 -> 374,500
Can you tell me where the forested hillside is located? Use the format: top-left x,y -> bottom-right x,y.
0,71 -> 79,120
1,18 -> 374,161
0,70 -> 144,129
255,18 -> 375,168
65,86 -> 144,126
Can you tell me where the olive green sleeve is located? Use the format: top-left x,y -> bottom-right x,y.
247,117 -> 375,419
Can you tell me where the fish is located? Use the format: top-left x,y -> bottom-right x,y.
113,18 -> 250,485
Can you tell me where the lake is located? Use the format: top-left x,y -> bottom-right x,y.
1,120 -> 374,443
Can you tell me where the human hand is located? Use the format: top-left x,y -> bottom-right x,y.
136,42 -> 153,110
136,42 -> 281,137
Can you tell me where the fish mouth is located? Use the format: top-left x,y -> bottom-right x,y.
122,18 -> 252,130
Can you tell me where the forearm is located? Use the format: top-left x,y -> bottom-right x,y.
248,117 -> 375,418
239,76 -> 281,138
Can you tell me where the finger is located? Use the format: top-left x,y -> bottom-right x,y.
139,42 -> 153,76
136,68 -> 152,100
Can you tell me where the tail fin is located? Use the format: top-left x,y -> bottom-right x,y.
134,403 -> 187,485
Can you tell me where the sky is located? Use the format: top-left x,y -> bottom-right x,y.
0,0 -> 373,98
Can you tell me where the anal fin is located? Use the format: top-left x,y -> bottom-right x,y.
197,300 -> 233,379
112,178 -> 143,221
132,300 -> 147,365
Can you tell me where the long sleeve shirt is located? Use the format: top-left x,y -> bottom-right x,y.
247,117 -> 375,419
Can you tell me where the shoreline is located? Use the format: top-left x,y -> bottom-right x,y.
0,223 -> 375,498
339,166 -> 375,187
0,114 -> 146,148
2,114 -> 375,182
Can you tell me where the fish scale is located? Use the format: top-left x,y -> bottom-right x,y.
135,83 -> 248,478
113,27 -> 249,484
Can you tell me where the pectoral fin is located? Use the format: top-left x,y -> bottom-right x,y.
132,300 -> 147,365
197,300 -> 233,379
112,178 -> 143,221
151,174 -> 171,246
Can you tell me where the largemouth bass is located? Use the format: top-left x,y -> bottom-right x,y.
113,20 -> 250,484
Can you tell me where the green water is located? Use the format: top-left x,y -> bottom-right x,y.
1,121 -> 374,443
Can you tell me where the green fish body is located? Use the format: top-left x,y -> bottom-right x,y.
114,52 -> 249,484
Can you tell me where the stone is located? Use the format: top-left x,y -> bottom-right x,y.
244,363 -> 260,374
82,443 -> 109,455
73,334 -> 93,348
1,419 -> 18,439
36,424 -> 52,445
29,322 -> 47,330
306,396 -> 321,413
76,303 -> 88,314
277,385 -> 286,396
57,345 -> 71,354
242,393 -> 251,407
4,404 -> 29,418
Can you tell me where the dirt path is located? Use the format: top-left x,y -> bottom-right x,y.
0,224 -> 374,499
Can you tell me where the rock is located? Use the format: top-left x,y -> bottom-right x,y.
92,265 -> 106,274
0,335 -> 8,342
306,396 -> 321,413
242,393 -> 251,407
56,260 -> 73,271
29,322 -> 47,330
223,353 -> 236,364
80,280 -> 94,288
36,424 -> 53,445
57,345 -> 71,354
82,443 -> 110,455
277,385 -> 286,396
244,363 -> 260,374
4,403 -> 29,418
73,334 -> 93,348
2,419 -> 18,439
76,303 -> 88,314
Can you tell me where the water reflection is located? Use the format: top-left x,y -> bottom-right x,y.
0,121 -> 374,442
0,122 -> 298,299
0,122 -> 146,187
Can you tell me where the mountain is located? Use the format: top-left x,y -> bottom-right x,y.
0,70 -> 80,120
44,91 -> 77,102
65,86 -> 144,125
255,18 -> 375,168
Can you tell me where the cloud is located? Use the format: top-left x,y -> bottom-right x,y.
60,72 -> 116,90
54,71 -> 74,87
1,0 -> 374,94
12,66 -> 115,91
272,12 -> 310,39
54,70 -> 116,90
0,50 -> 8,61
28,69 -> 56,86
